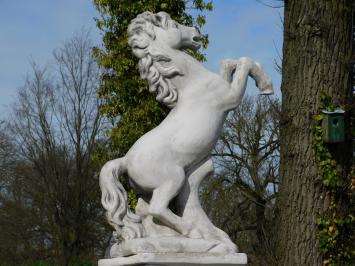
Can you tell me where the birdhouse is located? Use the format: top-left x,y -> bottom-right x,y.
321,109 -> 345,143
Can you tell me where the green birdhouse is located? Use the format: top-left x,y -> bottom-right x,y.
321,109 -> 345,143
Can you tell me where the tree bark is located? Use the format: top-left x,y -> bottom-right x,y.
275,1 -> 353,265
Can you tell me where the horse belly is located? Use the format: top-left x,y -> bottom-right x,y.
125,108 -> 225,186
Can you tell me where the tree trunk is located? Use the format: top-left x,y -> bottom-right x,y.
275,1 -> 353,265
255,197 -> 267,251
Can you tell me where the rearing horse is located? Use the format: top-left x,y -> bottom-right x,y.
100,11 -> 273,252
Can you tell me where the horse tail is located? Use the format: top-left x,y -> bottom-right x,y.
99,157 -> 145,240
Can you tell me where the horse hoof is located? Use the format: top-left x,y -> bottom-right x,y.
258,77 -> 273,95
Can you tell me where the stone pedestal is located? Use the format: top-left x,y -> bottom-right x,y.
98,253 -> 247,266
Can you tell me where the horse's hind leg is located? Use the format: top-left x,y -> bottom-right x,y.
148,166 -> 202,238
178,159 -> 237,252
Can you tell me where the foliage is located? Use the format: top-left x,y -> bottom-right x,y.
313,114 -> 342,190
93,0 -> 212,158
316,212 -> 355,265
313,92 -> 355,266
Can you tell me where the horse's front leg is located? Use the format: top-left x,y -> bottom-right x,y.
220,58 -> 273,109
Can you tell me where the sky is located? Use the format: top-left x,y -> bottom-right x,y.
0,0 -> 283,118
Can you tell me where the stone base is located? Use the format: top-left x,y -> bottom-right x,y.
98,253 -> 247,266
110,236 -> 236,257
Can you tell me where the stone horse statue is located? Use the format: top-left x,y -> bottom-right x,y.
99,11 -> 273,260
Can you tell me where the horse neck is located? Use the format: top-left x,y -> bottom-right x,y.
167,49 -> 209,90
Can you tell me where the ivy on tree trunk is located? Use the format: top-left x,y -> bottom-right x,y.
275,1 -> 353,265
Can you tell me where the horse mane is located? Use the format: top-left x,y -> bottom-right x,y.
128,11 -> 183,108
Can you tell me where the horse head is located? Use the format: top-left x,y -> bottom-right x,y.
128,11 -> 201,52
153,14 -> 202,51
128,12 -> 201,108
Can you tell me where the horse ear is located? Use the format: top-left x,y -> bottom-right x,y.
155,12 -> 171,28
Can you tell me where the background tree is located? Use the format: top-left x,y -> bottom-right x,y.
0,121 -> 14,192
202,95 -> 280,265
275,1 -> 354,265
0,31 -> 108,265
93,0 -> 212,159
0,122 -> 23,264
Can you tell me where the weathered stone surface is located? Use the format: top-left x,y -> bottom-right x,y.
99,253 -> 248,266
110,236 -> 232,258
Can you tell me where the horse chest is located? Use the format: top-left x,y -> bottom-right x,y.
167,110 -> 225,154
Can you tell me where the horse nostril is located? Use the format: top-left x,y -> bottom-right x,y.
193,36 -> 202,42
